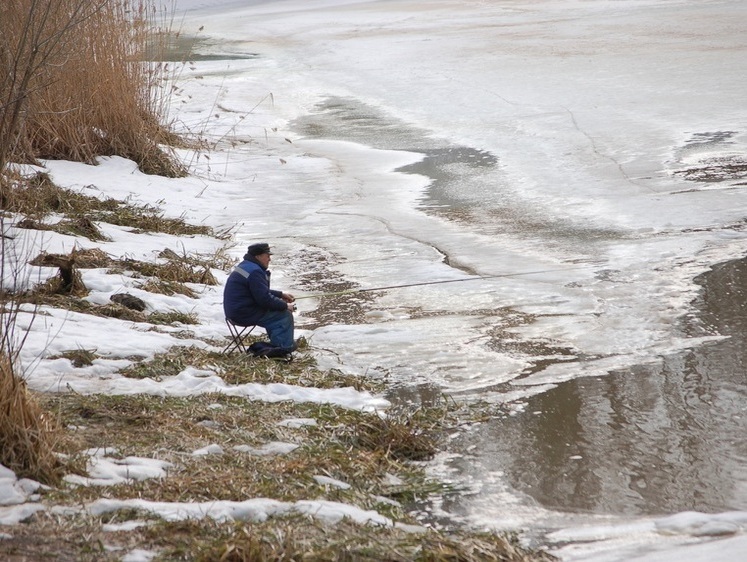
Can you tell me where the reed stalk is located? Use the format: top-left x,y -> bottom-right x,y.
0,216 -> 61,484
0,0 -> 182,178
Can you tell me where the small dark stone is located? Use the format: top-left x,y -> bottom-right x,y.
110,293 -> 147,312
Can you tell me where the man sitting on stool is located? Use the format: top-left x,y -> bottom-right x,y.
223,242 -> 297,356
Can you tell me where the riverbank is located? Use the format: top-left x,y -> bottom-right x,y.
0,163 -> 555,560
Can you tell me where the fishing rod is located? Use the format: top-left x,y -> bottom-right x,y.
294,266 -> 582,300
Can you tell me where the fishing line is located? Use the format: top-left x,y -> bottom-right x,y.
294,266 -> 584,300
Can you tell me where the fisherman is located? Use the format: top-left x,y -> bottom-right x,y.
223,242 -> 297,357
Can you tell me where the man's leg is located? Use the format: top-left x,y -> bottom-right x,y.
258,309 -> 295,350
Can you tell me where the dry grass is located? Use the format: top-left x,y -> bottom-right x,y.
102,204 -> 213,237
0,354 -> 62,484
137,278 -> 198,297
1,172 -> 113,220
26,245 -> 228,295
181,518 -> 555,562
14,291 -> 199,326
339,407 -> 442,463
117,345 -> 384,393
1,173 -> 226,335
0,511 -> 555,562
3,172 -> 214,239
29,251 -> 90,296
0,211 -> 63,486
0,0 -> 184,177
147,310 -> 199,325
53,348 -> 100,368
123,258 -> 218,285
69,247 -> 113,268
42,393 -> 435,505
28,389 -> 555,560
1,172 -> 114,240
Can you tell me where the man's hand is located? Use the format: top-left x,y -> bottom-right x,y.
281,293 -> 296,311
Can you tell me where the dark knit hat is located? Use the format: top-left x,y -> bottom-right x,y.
247,242 -> 272,256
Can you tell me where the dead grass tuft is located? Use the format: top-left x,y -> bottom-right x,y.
116,247 -> 231,287
347,407 -> 441,462
53,348 -> 100,368
149,516 -> 556,562
97,303 -> 147,323
2,173 -> 214,239
30,252 -> 89,296
126,258 -> 217,285
160,245 -> 235,271
55,217 -> 110,241
147,310 -> 199,326
118,346 -> 210,380
68,248 -> 113,269
1,172 -> 113,221
1,173 -> 79,219
104,203 -> 212,237
0,354 -> 62,484
137,278 -> 197,297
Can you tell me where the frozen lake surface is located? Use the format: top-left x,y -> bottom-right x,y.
163,0 -> 747,559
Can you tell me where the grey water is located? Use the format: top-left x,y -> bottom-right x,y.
292,97 -> 747,518
443,257 -> 747,516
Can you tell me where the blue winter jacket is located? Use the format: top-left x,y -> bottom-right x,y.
223,257 -> 287,326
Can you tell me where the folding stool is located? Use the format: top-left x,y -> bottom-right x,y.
223,318 -> 256,354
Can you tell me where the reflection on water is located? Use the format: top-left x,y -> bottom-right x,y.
445,256 -> 747,516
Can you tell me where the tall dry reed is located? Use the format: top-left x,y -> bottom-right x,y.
0,0 -> 182,177
0,0 -> 182,485
0,354 -> 61,484
0,220 -> 61,484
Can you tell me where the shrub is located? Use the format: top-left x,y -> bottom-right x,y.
0,0 -> 183,177
0,354 -> 61,483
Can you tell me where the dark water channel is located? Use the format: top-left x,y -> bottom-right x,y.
443,257 -> 747,517
293,97 -> 747,517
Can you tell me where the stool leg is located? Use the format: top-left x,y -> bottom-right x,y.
223,320 -> 255,354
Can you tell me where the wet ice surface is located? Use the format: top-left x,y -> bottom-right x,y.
291,86 -> 747,558
165,0 -> 747,559
436,257 -> 747,519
